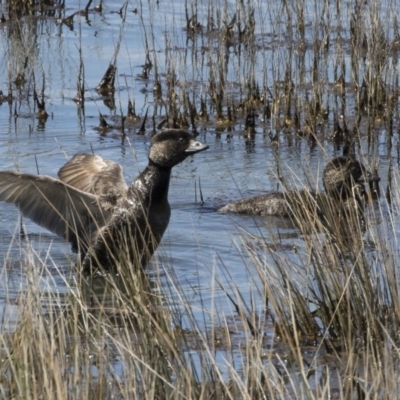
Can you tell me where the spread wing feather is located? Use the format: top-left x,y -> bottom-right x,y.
58,154 -> 128,196
0,171 -> 111,243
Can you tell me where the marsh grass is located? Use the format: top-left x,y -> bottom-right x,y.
0,242 -> 259,399
245,170 -> 400,398
2,176 -> 400,399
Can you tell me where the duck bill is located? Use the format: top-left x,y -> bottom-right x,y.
185,139 -> 209,155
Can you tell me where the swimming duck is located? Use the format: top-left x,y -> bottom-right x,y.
218,190 -> 321,217
217,186 -> 365,223
0,129 -> 208,273
218,156 -> 375,220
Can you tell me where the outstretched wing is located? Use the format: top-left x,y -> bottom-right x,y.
58,153 -> 128,196
0,171 -> 111,244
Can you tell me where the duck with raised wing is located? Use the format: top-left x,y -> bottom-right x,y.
0,129 -> 208,273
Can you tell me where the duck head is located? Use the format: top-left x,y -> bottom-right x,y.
323,157 -> 379,198
149,129 -> 209,168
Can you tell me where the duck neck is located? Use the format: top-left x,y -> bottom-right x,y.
129,161 -> 172,204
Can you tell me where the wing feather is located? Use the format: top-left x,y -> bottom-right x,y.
0,171 -> 111,244
58,154 -> 128,196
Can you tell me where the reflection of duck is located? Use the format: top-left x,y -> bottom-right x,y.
218,157 -> 377,221
0,129 -> 208,273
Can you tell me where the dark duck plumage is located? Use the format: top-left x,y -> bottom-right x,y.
0,129 -> 208,272
218,156 -> 377,220
323,156 -> 369,199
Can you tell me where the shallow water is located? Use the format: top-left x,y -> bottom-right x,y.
0,0 -> 399,389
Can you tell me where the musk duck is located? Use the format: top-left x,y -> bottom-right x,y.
217,186 -> 366,223
0,129 -> 208,273
218,157 -> 377,221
